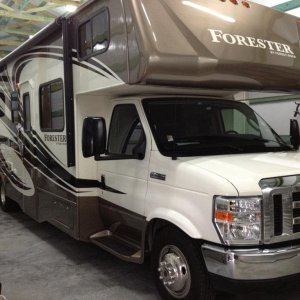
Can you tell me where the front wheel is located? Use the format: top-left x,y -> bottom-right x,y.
151,227 -> 215,300
0,181 -> 19,212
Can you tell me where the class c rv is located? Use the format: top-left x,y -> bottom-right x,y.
1,0 -> 300,299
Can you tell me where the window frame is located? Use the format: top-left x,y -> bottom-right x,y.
39,78 -> 65,133
77,7 -> 110,61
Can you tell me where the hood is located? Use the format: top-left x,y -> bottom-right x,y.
180,151 -> 300,195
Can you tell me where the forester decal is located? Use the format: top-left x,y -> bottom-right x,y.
208,29 -> 296,58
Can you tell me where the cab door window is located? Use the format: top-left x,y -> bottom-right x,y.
108,105 -> 146,158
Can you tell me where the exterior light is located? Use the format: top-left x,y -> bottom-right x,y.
242,1 -> 250,8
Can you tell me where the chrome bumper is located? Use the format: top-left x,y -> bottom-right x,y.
202,243 -> 300,280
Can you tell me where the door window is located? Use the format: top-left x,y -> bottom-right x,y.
108,105 -> 146,157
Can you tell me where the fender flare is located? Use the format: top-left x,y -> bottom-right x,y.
146,208 -> 202,239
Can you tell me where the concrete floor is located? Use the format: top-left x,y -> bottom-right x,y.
1,210 -> 300,300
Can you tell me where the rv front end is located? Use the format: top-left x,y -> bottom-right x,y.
200,174 -> 300,290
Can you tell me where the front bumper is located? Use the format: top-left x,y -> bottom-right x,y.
202,243 -> 300,280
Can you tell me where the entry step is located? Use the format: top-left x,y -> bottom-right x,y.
90,230 -> 142,263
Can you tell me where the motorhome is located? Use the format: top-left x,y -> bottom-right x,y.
1,0 -> 300,299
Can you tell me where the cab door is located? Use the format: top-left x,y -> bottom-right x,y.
98,101 -> 150,234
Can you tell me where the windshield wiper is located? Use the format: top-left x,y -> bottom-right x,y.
249,137 -> 293,149
174,140 -> 244,152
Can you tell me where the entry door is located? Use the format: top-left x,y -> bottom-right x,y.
19,82 -> 36,218
99,102 -> 150,219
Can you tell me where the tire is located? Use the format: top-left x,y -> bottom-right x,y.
152,226 -> 215,300
0,181 -> 19,212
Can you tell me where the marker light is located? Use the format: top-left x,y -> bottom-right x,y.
242,1 -> 250,8
214,196 -> 262,245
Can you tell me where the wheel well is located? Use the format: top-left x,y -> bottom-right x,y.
145,218 -> 187,253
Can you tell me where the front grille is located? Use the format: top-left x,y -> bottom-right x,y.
293,192 -> 300,233
273,194 -> 283,236
293,209 -> 300,218
293,192 -> 300,201
294,224 -> 300,233
260,176 -> 300,244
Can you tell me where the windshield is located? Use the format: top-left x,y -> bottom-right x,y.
143,98 -> 292,157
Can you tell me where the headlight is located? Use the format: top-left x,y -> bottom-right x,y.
214,196 -> 262,245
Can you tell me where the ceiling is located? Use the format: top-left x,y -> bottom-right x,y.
250,0 -> 300,16
0,0 -> 299,59
0,0 -> 87,58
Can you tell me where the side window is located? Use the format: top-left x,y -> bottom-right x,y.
40,79 -> 64,132
108,105 -> 146,157
78,8 -> 109,59
23,93 -> 31,132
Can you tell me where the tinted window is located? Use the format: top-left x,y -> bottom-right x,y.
108,105 -> 146,157
143,98 -> 290,157
40,80 -> 64,131
23,93 -> 31,132
79,21 -> 92,57
78,9 -> 109,58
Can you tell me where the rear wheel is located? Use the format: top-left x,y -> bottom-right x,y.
0,181 -> 19,212
152,227 -> 215,300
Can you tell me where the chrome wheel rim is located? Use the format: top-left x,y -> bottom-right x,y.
158,245 -> 191,299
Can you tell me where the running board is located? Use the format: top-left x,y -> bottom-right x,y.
90,230 -> 143,264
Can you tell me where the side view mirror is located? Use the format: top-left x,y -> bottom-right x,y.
82,117 -> 106,158
290,119 -> 300,150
